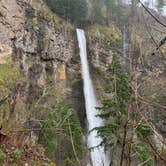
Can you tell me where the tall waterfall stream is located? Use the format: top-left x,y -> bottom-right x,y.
76,29 -> 110,166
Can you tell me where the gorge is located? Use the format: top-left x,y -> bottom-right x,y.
0,0 -> 166,165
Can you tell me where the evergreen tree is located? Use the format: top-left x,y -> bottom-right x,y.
44,0 -> 88,22
91,0 -> 104,23
105,0 -> 117,18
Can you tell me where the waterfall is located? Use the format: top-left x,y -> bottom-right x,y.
76,29 -> 110,166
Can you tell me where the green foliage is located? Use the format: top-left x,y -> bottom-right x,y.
95,124 -> 119,138
105,0 -> 116,9
104,84 -> 112,93
95,66 -> 102,75
87,23 -> 122,46
136,123 -> 152,137
0,55 -> 23,98
0,149 -> 6,163
72,78 -> 82,86
105,0 -> 125,22
134,142 -> 153,166
91,0 -> 123,23
11,148 -> 22,163
105,0 -> 118,16
44,0 -> 88,22
71,73 -> 82,86
101,54 -> 131,113
0,145 -> 21,165
91,0 -> 104,23
94,53 -> 155,164
0,54 -> 24,126
109,54 -> 131,109
39,101 -> 84,165
95,53 -> 131,149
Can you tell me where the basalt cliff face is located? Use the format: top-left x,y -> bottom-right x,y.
0,0 -> 74,130
0,0 -> 84,165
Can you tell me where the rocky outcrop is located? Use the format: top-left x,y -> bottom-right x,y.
0,0 -> 76,134
86,23 -> 122,102
87,23 -> 122,71
0,0 -> 24,65
0,0 -> 24,52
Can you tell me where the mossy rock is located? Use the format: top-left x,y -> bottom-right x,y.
87,23 -> 122,46
0,54 -> 24,125
0,54 -> 23,98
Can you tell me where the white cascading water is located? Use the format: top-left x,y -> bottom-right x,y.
76,29 -> 110,166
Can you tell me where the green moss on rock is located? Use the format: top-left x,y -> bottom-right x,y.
0,55 -> 22,98
0,54 -> 24,126
87,23 -> 122,46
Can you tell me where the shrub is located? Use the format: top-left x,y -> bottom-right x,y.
11,148 -> 22,163
39,101 -> 84,165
